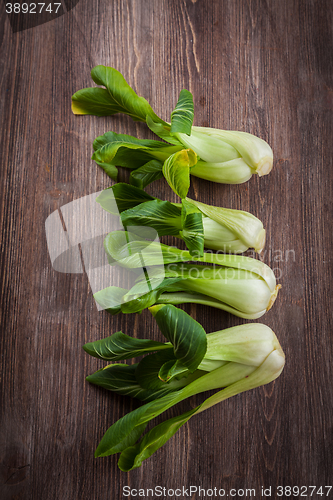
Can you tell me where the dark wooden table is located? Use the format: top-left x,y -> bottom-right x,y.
1,1 -> 332,498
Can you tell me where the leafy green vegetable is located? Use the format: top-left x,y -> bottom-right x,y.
84,305 -> 285,470
72,65 -> 273,187
176,127 -> 273,181
72,66 -> 164,124
85,305 -> 207,402
96,183 -> 266,256
94,230 -> 280,319
187,197 -> 266,253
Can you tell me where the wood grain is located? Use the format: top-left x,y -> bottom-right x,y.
0,0 -> 332,498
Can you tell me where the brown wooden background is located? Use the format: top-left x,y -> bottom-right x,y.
1,1 -> 332,499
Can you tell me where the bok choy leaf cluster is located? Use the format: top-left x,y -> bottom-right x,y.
72,65 -> 273,189
94,231 -> 280,319
96,183 -> 266,256
84,304 -> 285,471
70,65 -> 284,473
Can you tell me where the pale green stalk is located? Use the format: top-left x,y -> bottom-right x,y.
189,197 -> 266,253
176,127 -> 273,182
100,231 -> 281,318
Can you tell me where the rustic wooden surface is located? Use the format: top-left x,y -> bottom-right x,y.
0,1 -> 332,498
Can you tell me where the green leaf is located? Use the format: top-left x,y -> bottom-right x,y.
97,183 -> 155,215
93,131 -> 168,154
92,131 -> 172,172
95,391 -> 181,457
180,199 -> 204,256
158,359 -> 190,383
96,415 -> 149,456
118,274 -> 185,315
170,89 -> 194,136
135,350 -> 178,390
86,363 -> 177,402
83,331 -> 168,361
93,343 -> 260,458
149,304 -> 207,373
93,287 -> 128,315
87,363 -> 138,393
103,231 -> 181,269
94,161 -> 119,181
121,200 -> 182,236
93,132 -> 166,180
72,66 -> 165,125
180,212 -> 204,256
127,273 -> 183,297
120,288 -> 163,314
95,359 -> 238,458
117,408 -> 198,471
129,160 -> 164,189
91,66 -> 165,123
180,198 -> 200,226
162,149 -> 197,198
72,87 -> 122,116
95,188 -> 120,215
146,115 -> 182,146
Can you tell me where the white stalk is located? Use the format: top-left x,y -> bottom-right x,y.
175,127 -> 273,181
